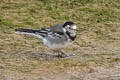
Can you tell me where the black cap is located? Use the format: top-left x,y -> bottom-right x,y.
63,21 -> 75,27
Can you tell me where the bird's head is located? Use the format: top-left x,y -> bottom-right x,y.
63,21 -> 77,40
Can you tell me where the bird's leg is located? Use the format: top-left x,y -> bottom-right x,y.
54,50 -> 68,58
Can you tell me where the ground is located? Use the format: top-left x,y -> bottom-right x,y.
0,0 -> 120,80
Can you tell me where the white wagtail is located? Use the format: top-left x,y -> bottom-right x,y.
15,21 -> 78,58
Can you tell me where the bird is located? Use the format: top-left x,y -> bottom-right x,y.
15,21 -> 78,58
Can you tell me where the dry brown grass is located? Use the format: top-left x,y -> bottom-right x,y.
0,0 -> 120,80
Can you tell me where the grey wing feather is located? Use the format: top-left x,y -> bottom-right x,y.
37,24 -> 64,37
46,24 -> 68,44
48,24 -> 64,33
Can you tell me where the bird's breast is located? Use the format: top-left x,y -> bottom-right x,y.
42,38 -> 72,50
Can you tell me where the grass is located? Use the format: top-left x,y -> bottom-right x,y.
0,0 -> 120,79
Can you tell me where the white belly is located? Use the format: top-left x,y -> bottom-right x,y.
43,38 -> 71,50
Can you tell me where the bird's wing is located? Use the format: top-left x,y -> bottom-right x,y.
38,24 -> 65,38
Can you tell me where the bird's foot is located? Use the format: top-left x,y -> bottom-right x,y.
56,52 -> 68,58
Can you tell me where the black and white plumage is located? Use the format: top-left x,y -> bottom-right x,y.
15,21 -> 77,57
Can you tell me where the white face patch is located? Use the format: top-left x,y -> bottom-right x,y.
72,25 -> 77,30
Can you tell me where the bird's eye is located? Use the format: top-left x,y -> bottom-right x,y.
69,27 -> 73,30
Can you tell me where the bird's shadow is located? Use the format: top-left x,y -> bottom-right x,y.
25,52 -> 60,60
24,51 -> 76,60
9,50 -> 75,61
5,50 -> 98,61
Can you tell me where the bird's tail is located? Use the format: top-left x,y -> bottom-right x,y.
15,28 -> 45,39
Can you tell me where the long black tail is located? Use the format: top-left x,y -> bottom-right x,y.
15,28 -> 40,33
15,28 -> 45,39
